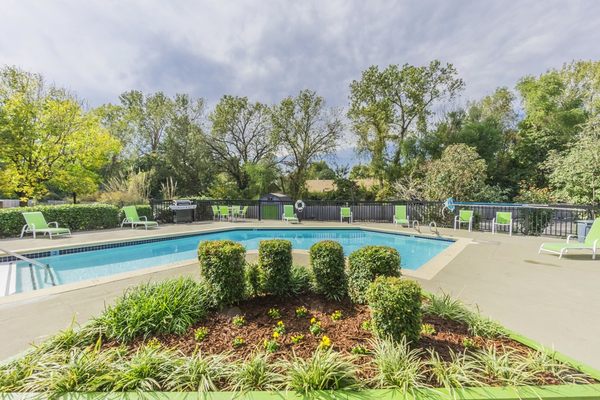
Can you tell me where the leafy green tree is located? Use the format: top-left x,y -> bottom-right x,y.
546,117 -> 600,204
0,66 -> 121,201
271,90 -> 343,199
513,66 -> 590,187
160,94 -> 216,196
423,144 -> 488,201
348,61 -> 464,182
349,164 -> 373,179
207,95 -> 276,194
306,160 -> 336,180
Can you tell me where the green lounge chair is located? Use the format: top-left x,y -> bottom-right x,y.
340,207 -> 353,223
219,205 -> 230,221
393,205 -> 409,227
20,212 -> 71,239
282,205 -> 299,223
211,205 -> 220,220
121,206 -> 159,230
492,211 -> 512,236
454,209 -> 474,232
539,218 -> 600,259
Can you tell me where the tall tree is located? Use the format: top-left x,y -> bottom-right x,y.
0,66 -> 120,201
272,90 -> 343,199
207,95 -> 276,193
160,94 -> 216,196
546,117 -> 600,204
348,61 -> 464,182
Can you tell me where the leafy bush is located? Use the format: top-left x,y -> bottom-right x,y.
309,240 -> 347,300
366,277 -> 422,343
0,203 -> 121,237
94,278 -> 208,342
289,265 -> 312,295
198,240 -> 246,306
347,246 -> 401,304
258,239 -> 292,296
245,262 -> 261,297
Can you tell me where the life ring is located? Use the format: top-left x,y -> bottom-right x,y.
295,199 -> 305,212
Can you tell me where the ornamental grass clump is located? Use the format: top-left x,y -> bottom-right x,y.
371,337 -> 426,391
227,353 -> 282,392
94,278 -> 208,343
366,276 -> 422,343
258,239 -> 293,296
198,240 -> 246,306
112,344 -> 178,391
309,240 -> 347,301
348,246 -> 401,304
283,349 -> 358,394
166,352 -> 229,392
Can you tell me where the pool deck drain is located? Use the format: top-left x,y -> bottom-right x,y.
0,220 -> 599,370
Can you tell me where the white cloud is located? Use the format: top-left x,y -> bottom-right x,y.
1,0 -> 599,112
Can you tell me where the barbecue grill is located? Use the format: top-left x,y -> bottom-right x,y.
169,199 -> 197,223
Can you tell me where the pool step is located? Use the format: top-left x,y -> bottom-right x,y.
0,262 -> 17,297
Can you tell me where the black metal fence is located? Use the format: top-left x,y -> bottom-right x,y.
151,199 -> 596,238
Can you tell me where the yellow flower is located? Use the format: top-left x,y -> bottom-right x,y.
310,317 -> 317,324
272,331 -> 280,339
320,335 -> 331,349
277,321 -> 284,326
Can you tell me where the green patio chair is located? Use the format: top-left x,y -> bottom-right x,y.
393,205 -> 409,227
211,205 -> 220,221
539,218 -> 600,259
121,206 -> 159,230
454,209 -> 474,232
340,207 -> 353,223
238,205 -> 248,220
282,204 -> 299,223
219,205 -> 230,222
20,211 -> 71,239
231,205 -> 241,221
492,211 -> 512,236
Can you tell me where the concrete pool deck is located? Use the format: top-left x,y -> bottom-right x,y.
1,220 -> 599,369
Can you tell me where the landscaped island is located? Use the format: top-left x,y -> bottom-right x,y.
0,239 -> 597,397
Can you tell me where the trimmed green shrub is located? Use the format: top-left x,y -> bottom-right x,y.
348,246 -> 401,304
309,240 -> 347,301
94,278 -> 209,342
245,262 -> 261,297
198,240 -> 246,306
0,204 -> 121,237
366,276 -> 422,343
258,239 -> 292,296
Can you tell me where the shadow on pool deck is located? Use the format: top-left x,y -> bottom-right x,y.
0,220 -> 599,369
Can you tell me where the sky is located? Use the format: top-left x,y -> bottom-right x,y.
2,0 -> 600,162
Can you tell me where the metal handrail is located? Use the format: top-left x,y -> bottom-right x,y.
0,247 -> 56,287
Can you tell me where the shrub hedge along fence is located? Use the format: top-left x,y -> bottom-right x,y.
348,246 -> 401,304
309,240 -> 347,301
366,276 -> 422,342
0,204 -> 153,237
258,239 -> 293,296
198,240 -> 246,306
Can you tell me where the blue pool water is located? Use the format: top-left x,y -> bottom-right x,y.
15,229 -> 452,293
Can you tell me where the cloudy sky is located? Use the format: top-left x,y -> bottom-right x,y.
2,0 -> 600,110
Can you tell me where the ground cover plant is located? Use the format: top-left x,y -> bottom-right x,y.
0,240 -> 596,396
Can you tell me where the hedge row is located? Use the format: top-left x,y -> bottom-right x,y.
0,204 -> 153,237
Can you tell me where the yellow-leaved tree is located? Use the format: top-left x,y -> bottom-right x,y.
0,66 -> 121,201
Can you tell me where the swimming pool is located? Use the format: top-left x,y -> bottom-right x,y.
11,228 -> 452,294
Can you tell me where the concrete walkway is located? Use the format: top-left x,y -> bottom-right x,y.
0,221 -> 599,368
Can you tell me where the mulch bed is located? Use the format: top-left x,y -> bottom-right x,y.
108,294 -> 595,386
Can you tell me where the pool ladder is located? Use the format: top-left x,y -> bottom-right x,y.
0,247 -> 56,293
